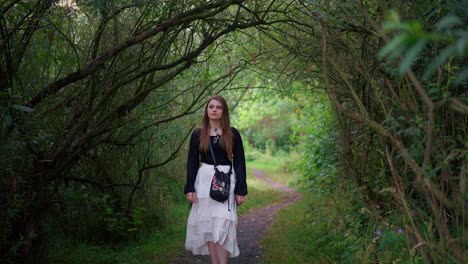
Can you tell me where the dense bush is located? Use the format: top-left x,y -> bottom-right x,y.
291,94 -> 339,194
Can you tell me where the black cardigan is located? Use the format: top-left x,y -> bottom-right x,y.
184,127 -> 248,196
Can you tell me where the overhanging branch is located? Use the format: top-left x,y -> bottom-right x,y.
27,0 -> 245,107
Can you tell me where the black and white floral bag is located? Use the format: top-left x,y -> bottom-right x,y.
208,139 -> 232,203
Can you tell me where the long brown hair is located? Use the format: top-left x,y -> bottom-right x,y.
199,95 -> 233,160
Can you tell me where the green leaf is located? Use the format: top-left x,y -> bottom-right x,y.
29,141 -> 39,154
453,30 -> 468,43
4,115 -> 12,126
453,67 -> 468,85
134,0 -> 143,8
12,104 -> 34,112
455,38 -> 467,57
381,21 -> 412,32
398,40 -> 427,75
435,15 -> 462,31
382,21 -> 404,32
408,21 -> 423,33
378,34 -> 407,59
422,45 -> 457,80
385,10 -> 400,23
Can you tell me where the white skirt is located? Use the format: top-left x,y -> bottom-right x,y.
185,163 -> 239,257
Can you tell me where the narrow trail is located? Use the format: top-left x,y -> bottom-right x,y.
171,169 -> 302,264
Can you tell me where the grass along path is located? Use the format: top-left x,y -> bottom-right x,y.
46,165 -> 288,263
260,187 -> 411,263
230,169 -> 301,264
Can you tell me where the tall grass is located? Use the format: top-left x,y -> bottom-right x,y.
260,181 -> 414,263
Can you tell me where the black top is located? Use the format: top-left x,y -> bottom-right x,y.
184,127 -> 248,196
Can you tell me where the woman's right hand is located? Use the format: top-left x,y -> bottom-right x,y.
186,192 -> 198,203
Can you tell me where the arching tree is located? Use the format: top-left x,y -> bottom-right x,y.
0,0 -> 292,261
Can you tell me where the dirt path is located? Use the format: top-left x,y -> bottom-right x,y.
171,169 -> 301,264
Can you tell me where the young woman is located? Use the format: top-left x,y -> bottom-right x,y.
184,95 -> 247,264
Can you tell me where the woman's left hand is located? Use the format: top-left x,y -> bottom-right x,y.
235,195 -> 247,206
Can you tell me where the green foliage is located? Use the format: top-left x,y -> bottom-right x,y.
2,0 -> 283,260
375,6 -> 467,262
303,0 -> 468,261
379,11 -> 468,83
291,93 -> 339,194
93,195 -> 146,240
1,0 -> 466,262
46,203 -> 189,264
233,91 -> 299,152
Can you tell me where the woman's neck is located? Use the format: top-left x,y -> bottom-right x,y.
209,121 -> 221,130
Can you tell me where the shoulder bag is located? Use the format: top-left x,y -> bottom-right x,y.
208,139 -> 232,203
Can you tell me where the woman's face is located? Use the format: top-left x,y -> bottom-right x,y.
207,99 -> 224,121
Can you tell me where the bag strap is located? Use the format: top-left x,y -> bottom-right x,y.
208,138 -> 218,167
208,137 -> 232,172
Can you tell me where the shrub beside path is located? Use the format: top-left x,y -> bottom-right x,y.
171,169 -> 302,264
